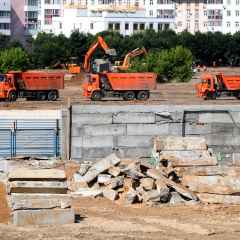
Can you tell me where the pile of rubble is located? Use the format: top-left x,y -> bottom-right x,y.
8,168 -> 74,225
72,155 -> 199,205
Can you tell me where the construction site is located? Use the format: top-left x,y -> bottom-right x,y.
1,35 -> 240,240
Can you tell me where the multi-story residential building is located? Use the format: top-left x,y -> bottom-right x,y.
8,0 -> 240,42
0,0 -> 11,36
50,0 -> 175,36
11,0 -> 38,42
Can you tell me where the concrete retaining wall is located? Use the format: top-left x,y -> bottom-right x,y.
71,105 -> 240,164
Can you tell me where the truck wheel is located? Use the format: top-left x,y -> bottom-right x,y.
8,91 -> 17,102
137,91 -> 149,100
123,91 -> 135,101
91,91 -> 102,101
47,91 -> 58,101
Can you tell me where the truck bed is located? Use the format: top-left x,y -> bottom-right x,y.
106,72 -> 157,91
218,74 -> 240,90
18,71 -> 64,91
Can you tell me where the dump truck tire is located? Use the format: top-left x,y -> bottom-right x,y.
8,91 -> 17,102
47,90 -> 58,101
137,91 -> 149,100
123,91 -> 135,101
91,91 -> 102,101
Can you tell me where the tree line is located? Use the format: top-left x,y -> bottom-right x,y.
0,30 -> 240,81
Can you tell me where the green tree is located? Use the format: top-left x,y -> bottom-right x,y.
130,46 -> 192,82
0,47 -> 30,73
31,32 -> 70,68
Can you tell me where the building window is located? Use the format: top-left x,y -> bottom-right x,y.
140,23 -> 145,30
108,23 -> 113,30
115,23 -> 120,31
227,10 -> 231,16
59,22 -> 62,29
133,23 -> 138,30
237,0 -> 240,4
90,23 -> 94,29
158,23 -> 163,31
0,11 -> 10,18
164,24 -> 169,30
150,0 -> 153,5
149,23 -> 153,29
227,22 -> 230,27
125,23 -> 129,30
236,10 -> 240,16
204,10 -> 207,16
149,10 -> 153,16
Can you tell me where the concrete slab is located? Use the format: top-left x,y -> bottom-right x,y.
113,112 -> 155,124
10,193 -> 71,210
13,209 -> 75,226
9,169 -> 66,181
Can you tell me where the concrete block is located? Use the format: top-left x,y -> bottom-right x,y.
10,194 -> 71,210
97,174 -> 112,184
206,134 -> 240,146
117,136 -> 153,148
108,166 -> 121,177
140,178 -> 155,191
82,148 -> 114,160
117,147 -> 151,159
71,188 -> 102,198
82,153 -> 120,183
72,113 -> 113,127
9,181 -> 68,194
159,150 -> 217,167
127,123 -> 169,136
71,146 -> 82,160
185,123 -> 211,135
9,169 -> 66,181
182,175 -> 240,194
103,189 -> 118,201
197,193 -> 240,204
154,136 -> 207,151
109,176 -> 124,189
199,112 -> 239,123
143,190 -> 161,202
82,136 -> 114,148
13,209 -> 74,226
113,112 -> 155,124
71,136 -> 83,147
83,124 -> 126,136
168,123 -> 182,136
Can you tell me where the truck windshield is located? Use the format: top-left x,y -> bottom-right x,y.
0,74 -> 6,82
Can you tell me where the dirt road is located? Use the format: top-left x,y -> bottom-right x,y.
1,197 -> 240,240
1,68 -> 240,110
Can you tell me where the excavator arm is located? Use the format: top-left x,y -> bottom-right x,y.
83,36 -> 116,72
116,47 -> 147,71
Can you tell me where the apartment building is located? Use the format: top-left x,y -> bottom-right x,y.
50,0 -> 175,36
0,0 -> 10,36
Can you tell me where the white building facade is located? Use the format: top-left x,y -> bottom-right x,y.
46,0 -> 176,36
0,0 -> 10,35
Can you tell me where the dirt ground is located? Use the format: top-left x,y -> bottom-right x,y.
0,197 -> 240,240
1,67 -> 240,110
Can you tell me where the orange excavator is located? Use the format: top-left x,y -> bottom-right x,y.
115,47 -> 147,71
83,36 -> 117,73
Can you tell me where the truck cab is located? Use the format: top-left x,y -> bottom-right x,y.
196,73 -> 216,99
0,73 -> 17,101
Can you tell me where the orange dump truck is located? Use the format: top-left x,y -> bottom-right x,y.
196,72 -> 240,100
83,72 -> 157,100
0,71 -> 64,101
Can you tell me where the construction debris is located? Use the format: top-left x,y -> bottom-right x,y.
72,152 -> 199,206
